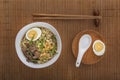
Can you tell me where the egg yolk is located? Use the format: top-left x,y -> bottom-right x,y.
94,42 -> 103,52
28,30 -> 38,39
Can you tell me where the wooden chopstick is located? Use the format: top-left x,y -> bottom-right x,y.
33,16 -> 102,20
33,14 -> 102,19
32,13 -> 102,20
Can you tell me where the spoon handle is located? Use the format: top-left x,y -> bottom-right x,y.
76,51 -> 84,67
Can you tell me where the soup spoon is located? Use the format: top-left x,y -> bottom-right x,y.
76,34 -> 92,67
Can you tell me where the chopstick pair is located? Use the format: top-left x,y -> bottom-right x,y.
32,10 -> 102,27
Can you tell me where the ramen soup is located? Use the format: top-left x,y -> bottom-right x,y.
21,27 -> 57,64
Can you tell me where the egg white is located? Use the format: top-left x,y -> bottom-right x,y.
93,40 -> 105,56
26,28 -> 42,41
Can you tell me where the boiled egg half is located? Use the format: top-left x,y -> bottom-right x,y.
26,28 -> 41,41
93,40 -> 105,56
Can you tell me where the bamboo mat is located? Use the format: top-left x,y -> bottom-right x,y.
1,0 -> 120,80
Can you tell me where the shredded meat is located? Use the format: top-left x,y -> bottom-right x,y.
33,51 -> 40,59
29,46 -> 37,53
25,43 -> 30,48
22,43 -> 40,61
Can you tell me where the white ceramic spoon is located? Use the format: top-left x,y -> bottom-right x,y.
76,34 -> 92,67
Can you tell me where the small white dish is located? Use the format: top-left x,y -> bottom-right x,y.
15,22 -> 62,68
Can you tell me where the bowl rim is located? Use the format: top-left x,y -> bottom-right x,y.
15,22 -> 62,68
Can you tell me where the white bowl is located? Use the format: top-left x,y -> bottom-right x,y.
15,22 -> 62,68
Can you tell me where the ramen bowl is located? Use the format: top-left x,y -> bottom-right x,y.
15,22 -> 62,68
